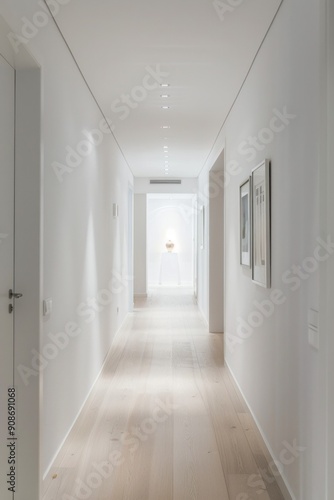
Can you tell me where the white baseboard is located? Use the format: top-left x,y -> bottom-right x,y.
198,303 -> 209,327
226,361 -> 295,500
42,312 -> 130,483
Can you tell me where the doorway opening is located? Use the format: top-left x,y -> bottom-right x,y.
128,185 -> 134,311
147,194 -> 196,294
208,150 -> 225,333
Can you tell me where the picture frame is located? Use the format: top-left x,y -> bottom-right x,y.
240,177 -> 251,267
251,159 -> 271,288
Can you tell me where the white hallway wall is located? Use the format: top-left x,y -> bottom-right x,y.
0,0 -> 133,476
198,0 -> 326,498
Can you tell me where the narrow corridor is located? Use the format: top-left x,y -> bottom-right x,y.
43,288 -> 284,500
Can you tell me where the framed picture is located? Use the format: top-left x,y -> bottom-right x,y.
240,177 -> 251,267
251,159 -> 271,288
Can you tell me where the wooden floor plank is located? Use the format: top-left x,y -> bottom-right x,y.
228,474 -> 271,500
237,413 -> 286,500
43,287 -> 286,500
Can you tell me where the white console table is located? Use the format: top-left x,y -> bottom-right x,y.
159,252 -> 181,285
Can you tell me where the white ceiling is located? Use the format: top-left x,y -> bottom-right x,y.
55,0 -> 281,178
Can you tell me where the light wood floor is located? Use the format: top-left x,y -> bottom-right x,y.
43,287 -> 286,500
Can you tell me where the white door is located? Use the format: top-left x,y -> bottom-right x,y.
0,55 -> 15,499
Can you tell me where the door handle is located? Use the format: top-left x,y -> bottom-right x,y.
9,289 -> 23,299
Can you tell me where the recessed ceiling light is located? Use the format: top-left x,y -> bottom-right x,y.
161,106 -> 170,109
162,126 -> 170,129
161,83 -> 169,87
161,94 -> 170,98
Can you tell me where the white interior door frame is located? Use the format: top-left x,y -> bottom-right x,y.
318,0 -> 334,497
0,15 -> 42,500
324,0 -> 334,497
0,50 -> 15,500
128,184 -> 134,311
15,67 -> 42,500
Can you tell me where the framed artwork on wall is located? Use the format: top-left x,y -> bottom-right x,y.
251,159 -> 271,288
240,177 -> 251,267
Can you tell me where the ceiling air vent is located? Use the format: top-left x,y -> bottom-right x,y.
150,179 -> 182,185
